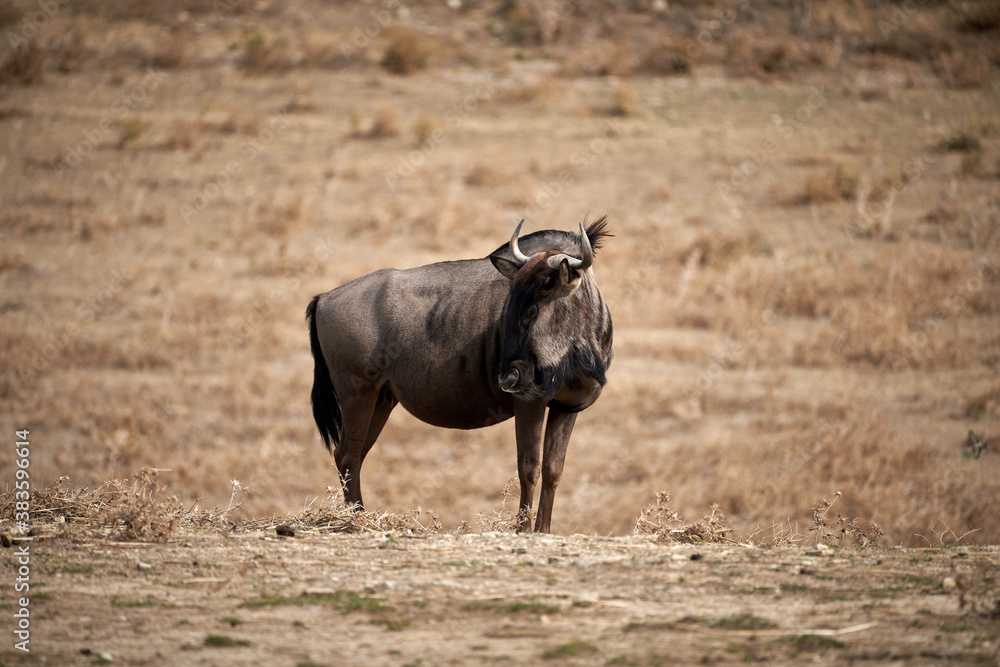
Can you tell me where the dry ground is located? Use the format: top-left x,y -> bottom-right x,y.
1,0 -> 1000,556
1,529 -> 999,666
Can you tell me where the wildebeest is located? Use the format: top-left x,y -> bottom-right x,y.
306,216 -> 613,532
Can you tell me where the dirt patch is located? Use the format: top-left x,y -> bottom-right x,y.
1,0 -> 999,552
2,530 -> 997,665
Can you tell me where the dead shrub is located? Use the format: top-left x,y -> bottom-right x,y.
500,76 -> 558,105
211,112 -> 260,136
239,486 -> 441,534
368,106 -> 402,139
726,29 -> 825,80
413,113 -> 437,147
955,559 -> 1000,618
634,491 -> 733,544
499,0 -> 565,45
608,84 -> 641,117
250,194 -> 306,237
381,26 -> 431,75
242,29 -> 293,75
942,128 -> 983,153
56,30 -> 87,73
0,40 -> 44,86
794,161 -> 860,205
934,45 -> 994,89
801,172 -> 841,204
153,36 -> 185,69
159,119 -> 199,151
637,36 -> 695,75
476,478 -> 522,533
117,115 -> 151,148
561,40 -> 635,77
0,470 -> 181,542
808,493 -> 886,548
465,163 -> 508,187
960,151 -> 987,177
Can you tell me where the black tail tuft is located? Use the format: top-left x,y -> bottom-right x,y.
306,295 -> 342,452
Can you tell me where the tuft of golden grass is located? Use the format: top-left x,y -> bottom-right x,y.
464,163 -> 509,188
242,28 -> 293,75
117,116 -> 152,149
608,84 -> 641,118
637,36 -> 695,76
367,106 -> 402,139
381,26 -> 431,75
412,113 -> 437,147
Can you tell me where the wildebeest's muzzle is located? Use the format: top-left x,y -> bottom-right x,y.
498,361 -> 528,394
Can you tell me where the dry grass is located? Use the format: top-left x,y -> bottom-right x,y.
633,492 -> 734,545
367,106 -> 403,139
0,0 -> 998,547
608,84 -> 641,118
381,26 -> 432,75
412,113 -> 438,147
0,470 -> 442,542
0,40 -> 44,85
242,28 -> 294,75
808,493 -> 886,549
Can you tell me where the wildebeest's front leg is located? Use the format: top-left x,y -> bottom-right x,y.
535,409 -> 578,534
513,400 -> 546,533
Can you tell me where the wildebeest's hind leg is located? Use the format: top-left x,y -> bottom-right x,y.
333,389 -> 382,511
535,410 -> 578,534
360,388 -> 397,467
513,401 -> 546,533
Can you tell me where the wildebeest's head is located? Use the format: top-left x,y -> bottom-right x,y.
489,218 -> 612,402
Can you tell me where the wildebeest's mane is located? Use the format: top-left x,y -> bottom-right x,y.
488,215 -> 612,261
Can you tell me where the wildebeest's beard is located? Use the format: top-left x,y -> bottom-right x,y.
497,277 -> 607,403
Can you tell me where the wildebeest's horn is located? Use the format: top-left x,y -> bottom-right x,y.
509,218 -> 532,266
566,221 -> 594,270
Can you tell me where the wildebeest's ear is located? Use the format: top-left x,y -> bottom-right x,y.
556,258 -> 581,289
490,255 -> 521,280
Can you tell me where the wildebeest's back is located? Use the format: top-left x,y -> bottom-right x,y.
313,258 -> 515,429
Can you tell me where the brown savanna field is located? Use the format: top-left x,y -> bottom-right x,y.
3,1 -> 1000,664
3,1 -> 1000,541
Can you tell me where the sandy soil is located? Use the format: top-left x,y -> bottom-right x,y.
1,530 -> 998,666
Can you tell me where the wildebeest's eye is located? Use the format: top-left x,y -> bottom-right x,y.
524,304 -> 538,321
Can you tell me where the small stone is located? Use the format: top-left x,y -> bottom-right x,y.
943,576 -> 957,591
276,525 -> 295,537
99,652 -> 113,662
137,562 -> 153,571
572,592 -> 599,608
805,544 -> 833,557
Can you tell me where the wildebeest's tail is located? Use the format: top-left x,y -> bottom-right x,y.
306,295 -> 342,452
